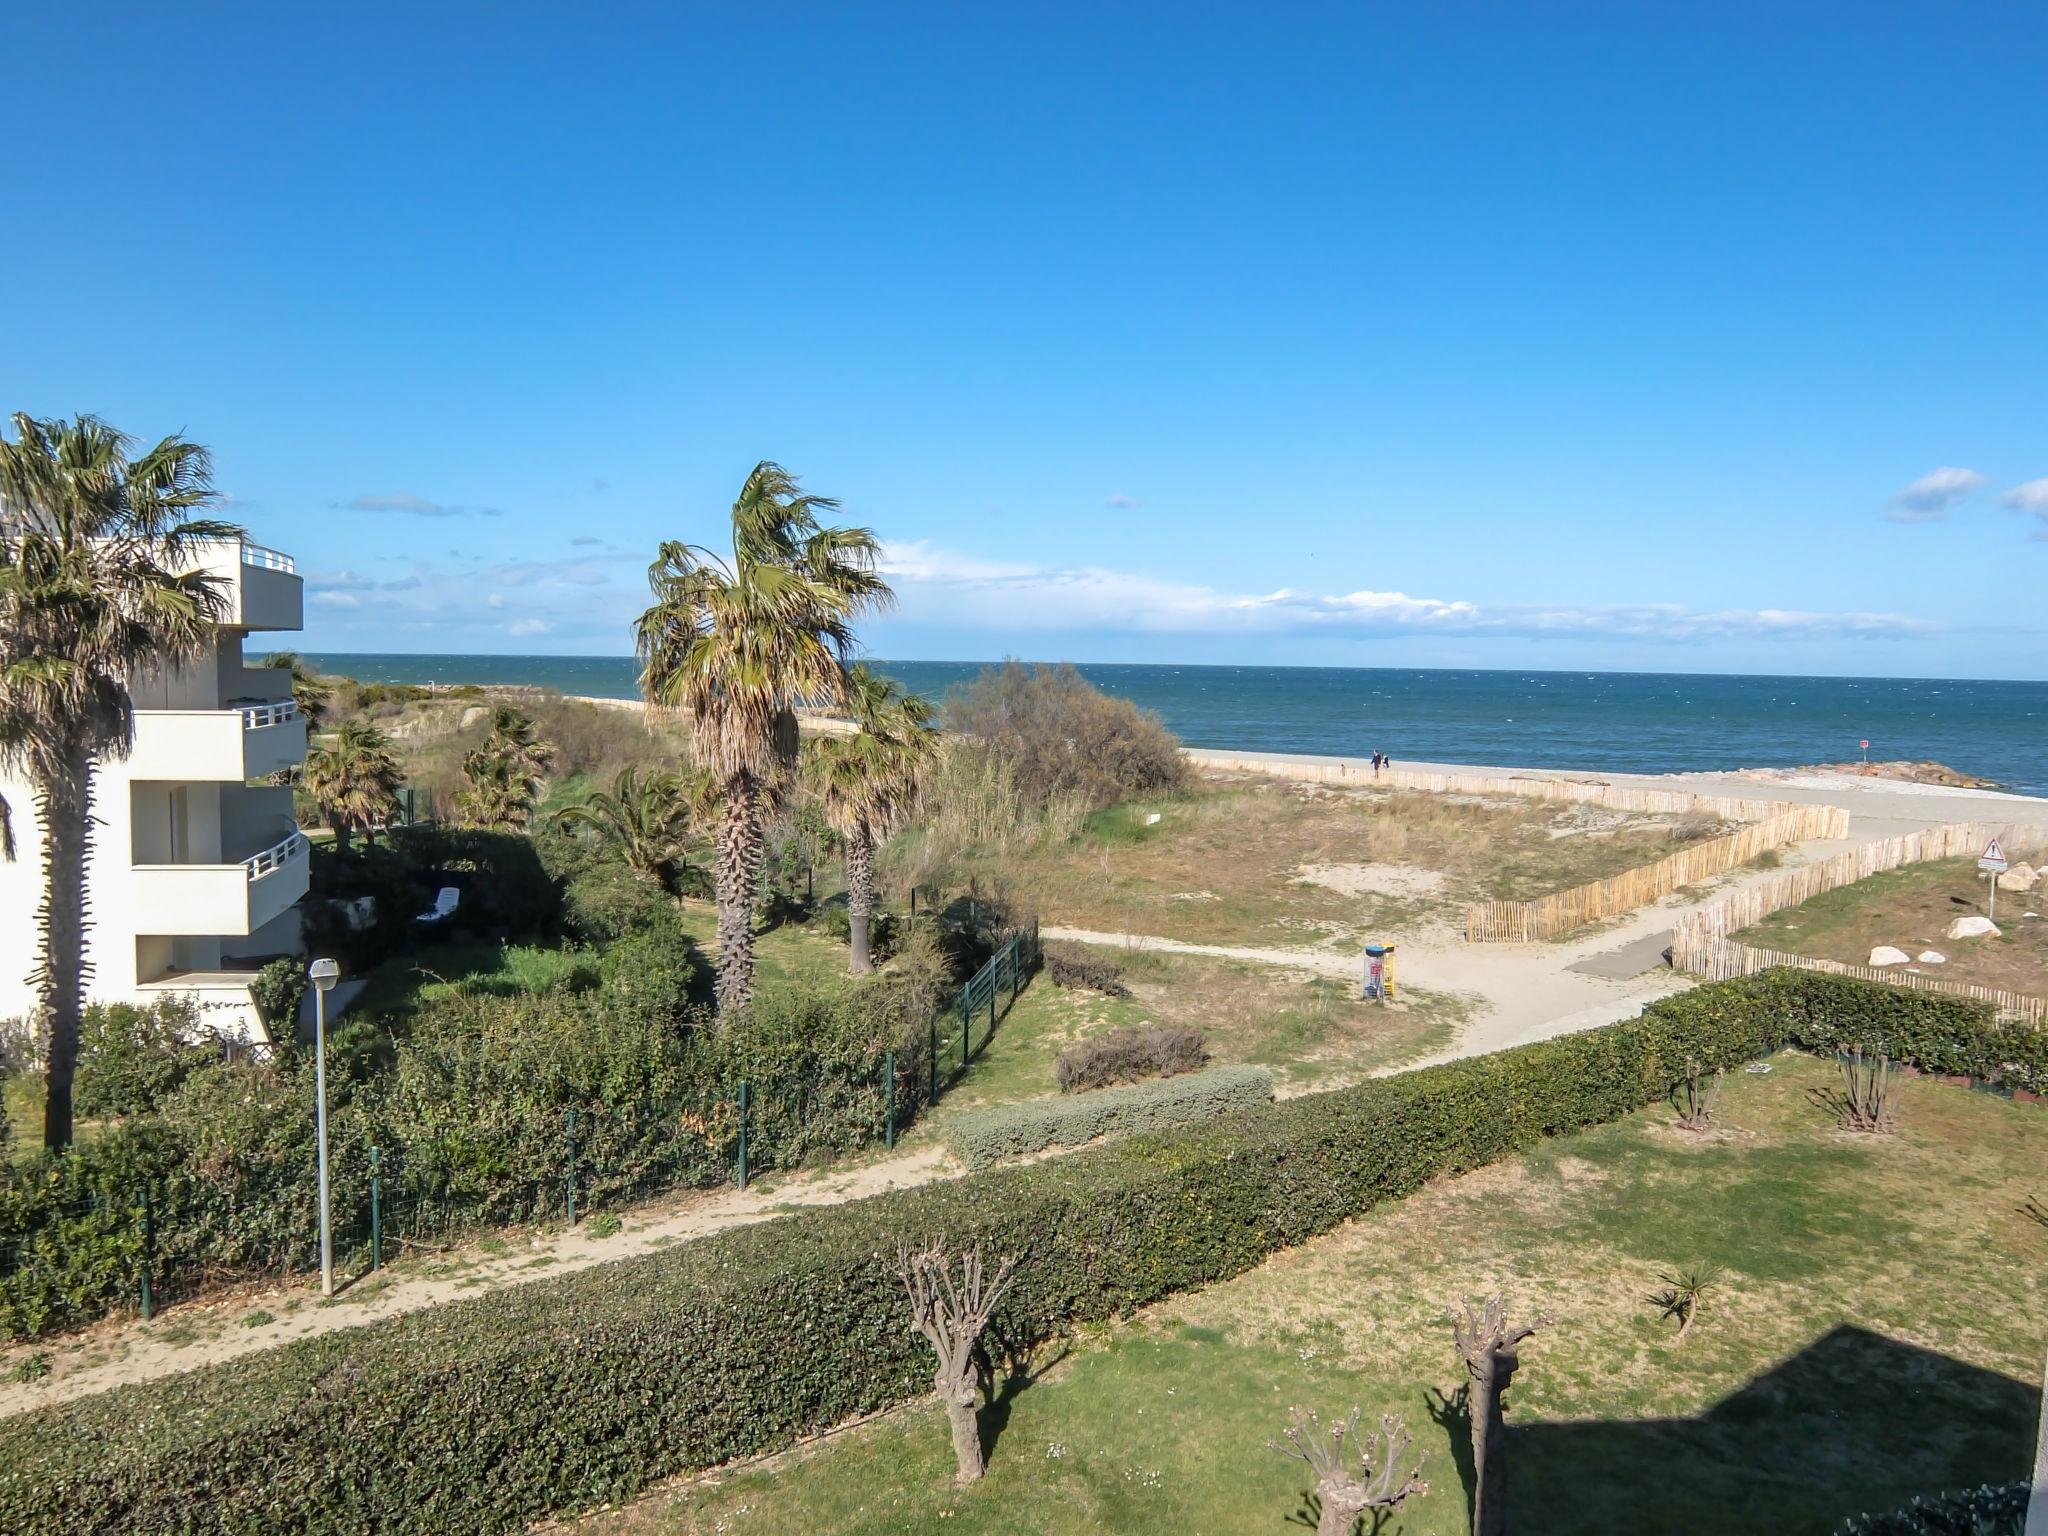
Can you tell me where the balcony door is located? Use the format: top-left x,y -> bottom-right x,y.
167,786 -> 191,864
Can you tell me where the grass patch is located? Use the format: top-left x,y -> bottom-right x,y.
583,1055 -> 2046,1536
1735,856 -> 2048,999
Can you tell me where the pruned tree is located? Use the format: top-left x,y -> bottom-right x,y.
1673,1057 -> 1724,1132
1269,1406 -> 1428,1536
1448,1294 -> 1550,1536
1835,1045 -> 1897,1134
894,1242 -> 1018,1482
1650,1261 -> 1724,1344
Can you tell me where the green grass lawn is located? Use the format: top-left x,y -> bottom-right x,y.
584,1053 -> 2047,1536
1734,856 -> 2047,999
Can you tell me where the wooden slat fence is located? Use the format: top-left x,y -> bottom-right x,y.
1185,750 -> 1853,944
1671,822 -> 2046,1023
1463,804 -> 1850,942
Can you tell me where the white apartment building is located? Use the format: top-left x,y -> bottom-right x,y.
0,539 -> 311,1043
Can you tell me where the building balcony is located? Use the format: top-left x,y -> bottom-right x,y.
126,701 -> 307,783
175,539 -> 303,632
131,826 -> 310,938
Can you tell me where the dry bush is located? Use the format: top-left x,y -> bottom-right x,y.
1054,1024 -> 1209,1093
1043,942 -> 1132,998
944,661 -> 1186,811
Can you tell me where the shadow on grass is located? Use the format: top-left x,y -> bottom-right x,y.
977,1333 -> 1072,1468
1510,1325 -> 2040,1536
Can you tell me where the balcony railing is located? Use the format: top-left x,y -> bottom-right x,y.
240,542 -> 296,574
239,700 -> 301,730
244,828 -> 306,881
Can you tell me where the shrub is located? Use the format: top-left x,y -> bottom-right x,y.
249,958 -> 307,1035
1054,1024 -> 1208,1092
943,660 -> 1187,811
561,863 -> 670,944
945,1064 -> 1272,1169
819,900 -> 898,962
1835,1484 -> 2029,1535
1043,941 -> 1132,999
72,999 -> 219,1120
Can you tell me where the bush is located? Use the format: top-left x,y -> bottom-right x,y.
1054,1024 -> 1208,1092
946,1064 -> 1271,1169
2,965 -> 2035,1530
249,958 -> 307,1035
943,660 -> 1187,811
1043,941 -> 1132,999
72,999 -> 219,1120
818,900 -> 898,962
561,864 -> 671,944
1835,1484 -> 2029,1535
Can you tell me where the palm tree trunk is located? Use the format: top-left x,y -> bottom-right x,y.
844,824 -> 876,975
713,773 -> 765,1013
35,757 -> 91,1151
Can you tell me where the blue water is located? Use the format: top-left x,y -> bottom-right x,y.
304,654 -> 2048,798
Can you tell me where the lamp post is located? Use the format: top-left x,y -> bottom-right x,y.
308,957 -> 340,1297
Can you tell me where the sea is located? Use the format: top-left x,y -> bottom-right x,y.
303,655 -> 2048,799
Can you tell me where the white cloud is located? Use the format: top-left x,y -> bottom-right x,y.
877,540 -> 1936,644
1106,492 -> 1142,509
1884,467 -> 1986,523
343,492 -> 501,518
509,617 -> 552,637
311,591 -> 360,607
2003,478 -> 2048,538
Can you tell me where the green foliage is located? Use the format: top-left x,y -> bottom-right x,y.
583,1213 -> 622,1239
562,863 -> 671,944
0,963 -> 2028,1533
8,1350 -> 50,1383
945,1064 -> 1273,1169
1835,1484 -> 2030,1535
942,660 -> 1188,811
250,958 -> 307,1034
72,999 -> 219,1119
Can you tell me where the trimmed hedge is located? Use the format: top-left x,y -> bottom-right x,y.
1835,1483 -> 2030,1534
0,967 -> 2033,1535
946,1064 -> 1271,1169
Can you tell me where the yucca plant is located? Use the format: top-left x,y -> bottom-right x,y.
549,763 -> 716,902
1651,1260 -> 1725,1344
1672,1057 -> 1725,1132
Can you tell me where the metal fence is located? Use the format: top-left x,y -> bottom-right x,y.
924,922 -> 1042,1104
3,925 -> 1046,1334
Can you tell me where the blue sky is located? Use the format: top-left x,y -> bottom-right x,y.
6,3 -> 2046,677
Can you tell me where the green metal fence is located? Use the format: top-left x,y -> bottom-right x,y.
927,922 -> 1042,1105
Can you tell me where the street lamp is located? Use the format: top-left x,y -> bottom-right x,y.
308,957 -> 341,1297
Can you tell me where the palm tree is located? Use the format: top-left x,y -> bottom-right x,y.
0,413 -> 240,1150
635,461 -> 891,1013
303,720 -> 404,851
805,666 -> 939,974
258,650 -> 330,727
549,763 -> 715,900
455,705 -> 553,830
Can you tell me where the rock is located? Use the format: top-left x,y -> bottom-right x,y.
1867,945 -> 1912,967
1917,950 -> 1946,964
1944,915 -> 2001,940
1996,863 -> 2038,892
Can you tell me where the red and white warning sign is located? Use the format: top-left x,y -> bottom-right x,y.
1978,838 -> 2009,873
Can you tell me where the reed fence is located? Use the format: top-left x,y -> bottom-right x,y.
1671,822 -> 2046,1023
1463,803 -> 1850,942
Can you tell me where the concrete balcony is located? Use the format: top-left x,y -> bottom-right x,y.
177,540 -> 303,632
126,702 -> 307,784
131,827 -> 310,938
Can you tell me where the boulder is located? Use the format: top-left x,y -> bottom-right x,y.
1917,950 -> 1946,964
1996,863 -> 2038,892
1945,915 -> 2001,940
1867,945 -> 1912,967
